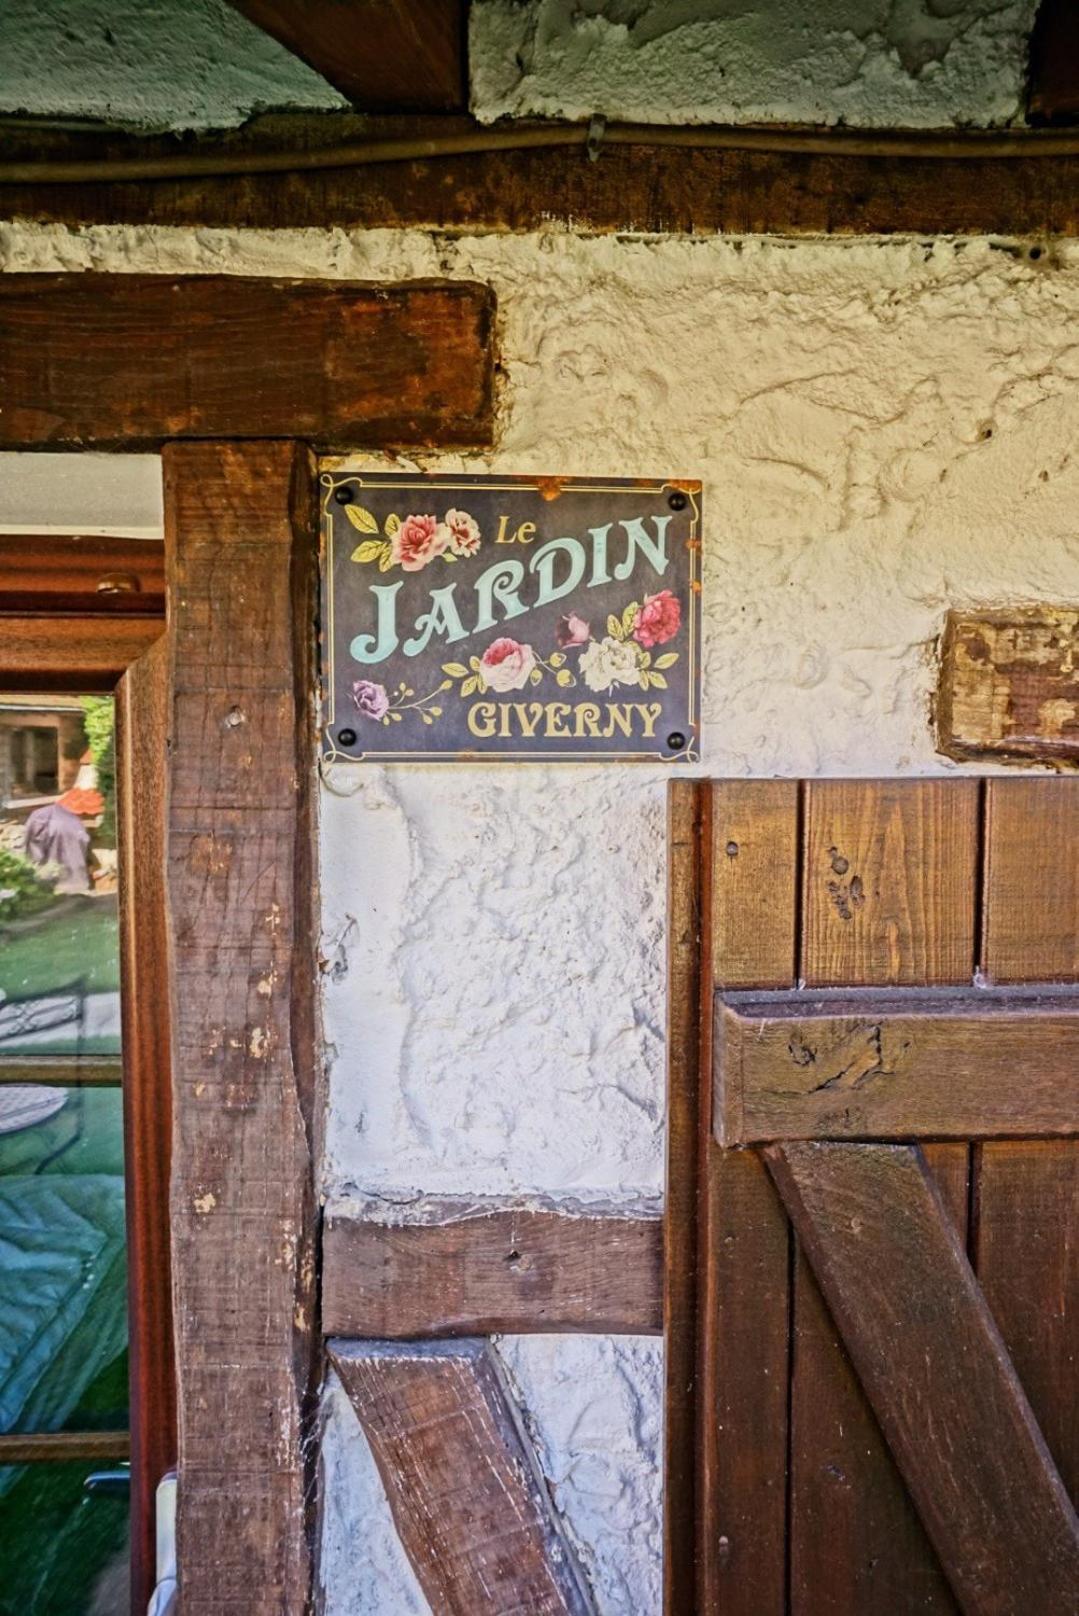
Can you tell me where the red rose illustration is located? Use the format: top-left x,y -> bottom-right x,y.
479,637 -> 536,692
392,513 -> 447,572
633,589 -> 681,649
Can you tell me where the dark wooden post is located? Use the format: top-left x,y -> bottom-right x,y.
164,441 -> 319,1614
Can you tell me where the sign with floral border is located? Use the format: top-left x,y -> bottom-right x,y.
320,472 -> 702,762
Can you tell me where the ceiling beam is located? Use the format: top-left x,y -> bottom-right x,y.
223,0 -> 465,111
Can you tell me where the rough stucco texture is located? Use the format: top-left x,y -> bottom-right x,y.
5,223 -> 1078,1616
470,0 -> 1039,126
0,0 -> 345,130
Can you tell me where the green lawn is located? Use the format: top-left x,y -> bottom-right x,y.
0,898 -> 120,1001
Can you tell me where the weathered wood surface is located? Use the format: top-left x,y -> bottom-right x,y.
3,115 -> 1079,237
0,613 -> 162,688
979,779 -> 1079,1506
802,779 -> 978,987
1029,0 -> 1079,124
937,607 -> 1079,764
0,1430 -> 132,1464
0,275 -> 495,449
0,535 -> 165,614
224,0 -> 465,110
768,1141 -> 1079,1616
166,442 -> 319,1615
715,987 -> 1079,1143
697,780 -> 800,1615
663,780 -> 705,1614
323,1205 -> 662,1337
117,635 -> 176,1616
791,777 -> 975,1612
330,1339 -> 595,1616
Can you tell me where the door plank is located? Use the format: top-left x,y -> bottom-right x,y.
980,779 -> 1079,1505
788,779 -> 979,1613
698,781 -> 800,1615
714,986 -> 1079,1143
768,1140 -> 1079,1616
329,1339 -> 595,1616
803,779 -> 979,986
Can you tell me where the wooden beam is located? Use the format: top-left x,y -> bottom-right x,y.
0,614 -> 163,689
0,275 -> 495,450
1029,0 -> 1079,125
0,1430 -> 131,1464
223,1 -> 465,111
1,114 -> 1078,237
329,1338 -> 595,1616
715,986 -> 1079,1143
766,1141 -> 1079,1615
0,536 -> 165,616
117,635 -> 177,1616
323,1204 -> 662,1337
165,441 -> 319,1615
936,607 -> 1079,764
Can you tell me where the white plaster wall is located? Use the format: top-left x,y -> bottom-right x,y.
4,221 -> 1078,1615
470,0 -> 1038,127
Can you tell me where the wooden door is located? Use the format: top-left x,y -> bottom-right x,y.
665,778 -> 1079,1616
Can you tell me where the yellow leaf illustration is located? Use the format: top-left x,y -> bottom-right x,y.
442,663 -> 469,678
648,671 -> 668,689
607,614 -> 625,641
461,675 -> 480,697
378,545 -> 394,572
345,504 -> 379,534
555,669 -> 574,687
622,602 -> 639,636
654,652 -> 679,669
350,540 -> 383,564
529,667 -> 543,686
384,512 -> 401,538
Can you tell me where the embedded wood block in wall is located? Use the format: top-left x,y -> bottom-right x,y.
937,607 -> 1079,764
0,275 -> 495,449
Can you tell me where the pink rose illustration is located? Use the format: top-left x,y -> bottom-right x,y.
479,638 -> 537,693
351,680 -> 389,720
633,589 -> 681,649
557,612 -> 591,648
442,508 -> 481,557
392,513 -> 447,572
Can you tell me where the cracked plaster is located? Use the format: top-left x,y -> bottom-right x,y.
4,221 -> 1078,1614
470,0 -> 1039,127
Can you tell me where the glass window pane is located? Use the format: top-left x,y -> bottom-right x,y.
0,1088 -> 127,1438
0,1460 -> 130,1616
0,696 -> 120,1058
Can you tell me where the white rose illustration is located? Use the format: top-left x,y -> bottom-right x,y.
579,635 -> 645,693
444,508 -> 481,557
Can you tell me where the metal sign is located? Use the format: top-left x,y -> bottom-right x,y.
320,472 -> 702,762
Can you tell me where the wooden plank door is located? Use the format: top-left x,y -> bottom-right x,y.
666,778 -> 1079,1616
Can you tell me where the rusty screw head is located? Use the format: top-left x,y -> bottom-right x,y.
333,486 -> 354,505
667,491 -> 688,511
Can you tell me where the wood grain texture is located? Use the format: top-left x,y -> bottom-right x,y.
0,535 -> 165,615
0,275 -> 494,449
329,1338 -> 595,1616
698,781 -> 800,1615
165,442 -> 319,1615
980,778 -> 1079,1511
4,116 -> 1079,236
769,1141 -> 1079,1616
323,1206 -> 662,1337
715,987 -> 1079,1143
663,779 -> 705,1615
116,634 -> 176,1616
711,779 -> 799,990
0,1430 -> 132,1464
1029,0 -> 1079,124
791,778 -> 974,1612
802,779 -> 979,986
0,614 -> 162,689
936,607 -> 1079,764
223,0 -> 465,110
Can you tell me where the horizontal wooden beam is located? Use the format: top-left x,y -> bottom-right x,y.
0,536 -> 165,616
0,1429 -> 131,1463
1,114 -> 1077,236
766,1142 -> 1079,1613
936,607 -> 1079,764
715,986 -> 1079,1143
329,1338 -> 594,1615
0,275 -> 495,450
0,1056 -> 124,1087
223,1 -> 465,112
322,1204 -> 663,1336
0,614 -> 164,689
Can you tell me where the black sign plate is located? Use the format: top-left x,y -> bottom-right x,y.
321,472 -> 702,762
